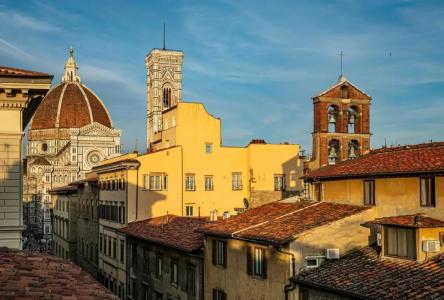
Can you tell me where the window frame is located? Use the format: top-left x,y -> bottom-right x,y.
212,239 -> 227,268
363,179 -> 376,206
205,142 -> 213,154
420,176 -> 435,207
384,226 -> 417,260
205,175 -> 214,191
185,174 -> 196,191
232,172 -> 242,191
274,174 -> 286,191
247,246 -> 267,279
171,259 -> 179,287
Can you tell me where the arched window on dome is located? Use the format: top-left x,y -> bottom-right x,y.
328,139 -> 340,165
348,106 -> 359,133
327,105 -> 339,133
162,84 -> 172,109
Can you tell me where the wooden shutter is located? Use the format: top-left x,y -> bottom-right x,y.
212,240 -> 217,265
246,246 -> 253,275
213,289 -> 217,300
262,249 -> 268,279
223,241 -> 227,268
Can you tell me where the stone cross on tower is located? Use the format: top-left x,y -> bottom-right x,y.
62,47 -> 81,83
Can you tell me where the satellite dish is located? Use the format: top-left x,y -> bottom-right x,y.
243,198 -> 249,209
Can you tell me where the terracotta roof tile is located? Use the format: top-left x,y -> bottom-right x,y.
295,245 -> 444,300
119,215 -> 209,252
366,214 -> 444,228
30,82 -> 112,130
306,142 -> 444,180
0,66 -> 52,77
0,248 -> 117,299
200,201 -> 370,245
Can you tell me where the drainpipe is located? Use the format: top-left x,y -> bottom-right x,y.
276,247 -> 297,300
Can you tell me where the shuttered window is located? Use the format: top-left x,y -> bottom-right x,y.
212,239 -> 227,268
420,177 -> 435,207
363,180 -> 375,205
247,246 -> 267,278
385,226 -> 416,259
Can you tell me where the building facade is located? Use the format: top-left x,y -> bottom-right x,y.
50,185 -> 78,260
0,66 -> 53,249
74,174 -> 100,278
201,201 -> 375,300
308,75 -> 371,170
305,142 -> 444,221
120,215 -> 207,300
24,48 -> 121,240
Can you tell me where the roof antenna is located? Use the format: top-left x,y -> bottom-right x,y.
133,138 -> 138,153
163,22 -> 166,50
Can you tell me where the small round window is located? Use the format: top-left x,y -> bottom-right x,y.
87,151 -> 101,165
41,143 -> 48,152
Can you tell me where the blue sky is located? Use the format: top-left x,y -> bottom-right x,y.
1,0 -> 444,154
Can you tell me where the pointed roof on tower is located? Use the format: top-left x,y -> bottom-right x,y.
61,47 -> 81,83
313,75 -> 371,100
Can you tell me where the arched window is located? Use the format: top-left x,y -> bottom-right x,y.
162,85 -> 172,109
349,140 -> 359,160
328,139 -> 340,165
348,106 -> 358,133
341,85 -> 349,99
327,105 -> 339,133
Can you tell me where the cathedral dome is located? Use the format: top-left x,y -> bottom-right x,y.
30,48 -> 112,130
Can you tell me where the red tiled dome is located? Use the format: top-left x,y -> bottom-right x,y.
30,82 -> 112,130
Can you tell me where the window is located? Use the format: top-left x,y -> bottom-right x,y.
340,85 -> 349,98
232,173 -> 242,190
385,226 -> 416,259
186,205 -> 194,217
143,248 -> 150,272
99,235 -> 103,253
131,243 -> 137,267
113,239 -> 117,259
247,246 -> 267,278
142,283 -> 149,300
205,143 -> 213,154
120,240 -> 125,263
155,254 -> 163,279
306,257 -> 320,268
213,289 -> 227,300
171,259 -> 179,286
315,183 -> 322,202
212,240 -> 227,267
150,175 -> 162,191
185,174 -> 195,191
104,236 -> 107,255
205,176 -> 214,191
348,140 -> 359,159
327,105 -> 338,133
186,265 -> 196,294
154,291 -> 163,300
420,177 -> 435,207
274,175 -> 285,191
364,180 -> 375,205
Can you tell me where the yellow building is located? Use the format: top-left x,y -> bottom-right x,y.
304,142 -> 444,221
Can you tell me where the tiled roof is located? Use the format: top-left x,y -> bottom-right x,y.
48,185 -> 77,194
366,214 -> 444,228
119,215 -> 209,252
30,82 -> 112,130
0,66 -> 52,77
200,201 -> 370,245
0,248 -> 117,299
295,245 -> 444,300
306,142 -> 444,180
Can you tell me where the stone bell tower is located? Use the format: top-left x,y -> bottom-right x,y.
308,75 -> 371,170
145,48 -> 184,150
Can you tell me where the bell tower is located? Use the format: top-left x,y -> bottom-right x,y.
145,48 -> 184,150
308,75 -> 371,170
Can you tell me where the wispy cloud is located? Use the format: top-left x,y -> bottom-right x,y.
0,10 -> 60,32
0,37 -> 34,60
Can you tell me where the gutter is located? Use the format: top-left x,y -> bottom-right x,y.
276,247 -> 296,300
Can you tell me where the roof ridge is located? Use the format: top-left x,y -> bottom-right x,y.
231,202 -> 321,237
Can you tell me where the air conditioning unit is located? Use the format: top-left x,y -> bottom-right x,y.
326,248 -> 340,259
422,240 -> 441,253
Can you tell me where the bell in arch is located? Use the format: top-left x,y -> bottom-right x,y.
329,146 -> 337,158
349,145 -> 357,159
349,113 -> 355,124
328,112 -> 337,123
